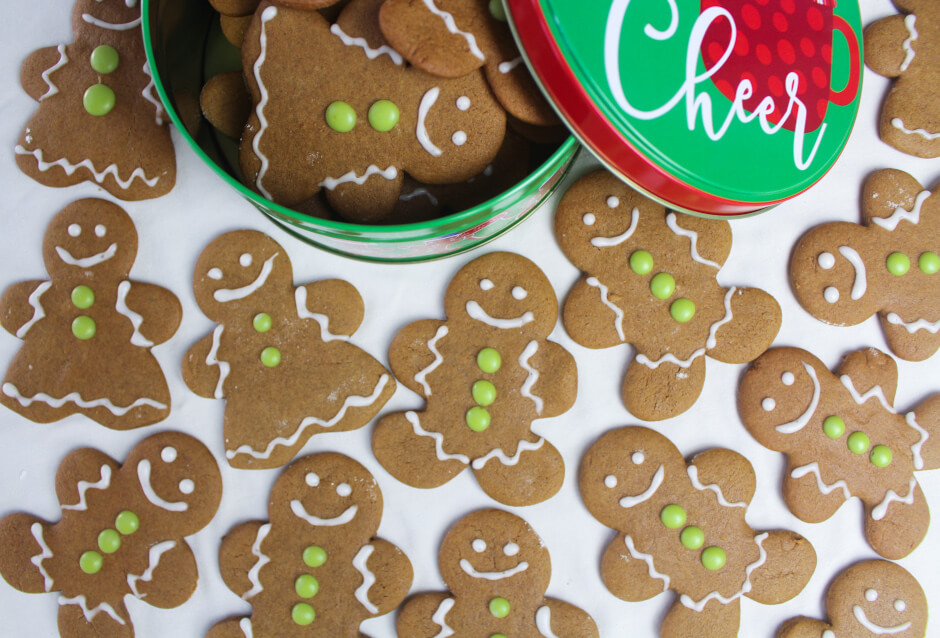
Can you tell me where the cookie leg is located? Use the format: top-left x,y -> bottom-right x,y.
745,530 -> 816,605
864,481 -> 930,559
622,356 -> 706,421
661,598 -> 740,638
372,411 -> 467,488
472,437 -> 564,506
600,532 -> 670,602
396,592 -> 455,638
57,596 -> 133,638
783,461 -> 848,523
206,617 -> 253,638
776,617 -> 832,638
538,598 -> 599,637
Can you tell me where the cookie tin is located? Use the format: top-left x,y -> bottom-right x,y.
505,0 -> 863,216
142,0 -> 578,263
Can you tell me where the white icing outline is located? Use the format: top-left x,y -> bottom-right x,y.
886,313 -> 940,334
853,604 -> 912,634
791,462 -> 852,499
687,464 -> 746,508
906,412 -> 929,471
59,594 -> 126,625
127,540 -> 176,597
872,190 -> 931,231
226,374 -> 390,460
586,276 -> 625,341
239,618 -> 254,638
140,60 -> 166,126
62,464 -> 112,511
15,145 -> 160,190
29,523 -> 54,592
39,45 -> 68,101
459,557 -> 529,580
213,253 -> 277,303
414,326 -> 448,396
518,340 -> 543,414
900,14 -> 918,72
619,464 -> 664,508
536,605 -> 560,638
400,187 -> 439,206
55,243 -> 117,268
679,532 -> 769,611
294,287 -> 351,341
115,281 -> 154,347
251,6 -> 277,200
320,165 -> 399,190
242,523 -> 271,600
81,13 -> 141,30
465,300 -> 534,329
206,325 -> 229,399
329,24 -> 403,65
498,57 -> 523,74
16,281 -> 52,338
353,544 -> 378,614
666,212 -> 721,269
838,245 -> 867,300
775,362 -> 820,434
405,411 -> 471,465
417,88 -> 444,157
590,207 -> 639,247
422,0 -> 485,60
840,374 -> 895,413
891,118 -> 940,140
137,460 -> 189,512
471,437 -> 545,470
431,597 -> 456,638
290,500 -> 358,526
2,383 -> 166,415
623,534 -> 669,592
872,478 -> 917,521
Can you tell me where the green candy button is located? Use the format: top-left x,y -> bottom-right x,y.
466,406 -> 491,432
886,252 -> 910,276
670,298 -> 695,323
650,272 -> 676,300
98,529 -> 121,554
629,249 -> 654,275
115,510 -> 139,535
303,545 -> 327,568
83,83 -> 115,116
71,285 -> 95,309
823,415 -> 845,439
80,550 -> 103,574
368,100 -> 400,132
701,546 -> 726,571
253,312 -> 272,333
295,574 -> 319,598
325,101 -> 356,132
919,251 -> 940,274
491,635 -> 508,638
72,315 -> 96,340
848,431 -> 870,455
291,602 -> 316,625
261,346 -> 281,367
680,526 -> 704,550
660,504 -> 686,529
477,347 -> 501,374
90,45 -> 119,74
489,597 -> 510,618
472,380 -> 497,406
489,0 -> 507,21
870,445 -> 892,468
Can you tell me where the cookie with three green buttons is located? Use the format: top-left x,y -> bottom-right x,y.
396,508 -> 597,637
15,0 -> 176,200
790,169 -> 940,361
0,431 -> 222,636
207,452 -> 412,637
739,345 -> 940,559
580,426 -> 816,638
555,169 -> 782,421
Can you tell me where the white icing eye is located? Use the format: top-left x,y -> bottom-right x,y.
456,96 -> 470,111
895,599 -> 906,612
483,165 -> 494,177
503,543 -> 519,556
817,252 -> 835,269
512,286 -> 527,300
472,539 -> 486,553
305,472 -> 320,487
824,287 -> 840,303
762,397 -> 776,411
161,447 -> 177,463
240,253 -> 253,267
207,268 -> 223,280
452,131 -> 467,146
68,224 -> 81,237
631,452 -> 644,465
582,213 -> 596,226
480,279 -> 494,291
781,372 -> 795,386
95,224 -> 106,237
604,475 -> 618,488
178,479 -> 195,494
865,588 -> 878,602
336,483 -> 351,497
606,196 -> 619,208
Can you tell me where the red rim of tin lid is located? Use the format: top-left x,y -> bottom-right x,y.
504,0 -> 862,217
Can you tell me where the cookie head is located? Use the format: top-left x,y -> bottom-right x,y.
827,560 -> 928,637
42,198 -> 138,280
268,453 -> 383,542
192,230 -> 293,321
444,252 -> 557,337
438,508 -> 550,598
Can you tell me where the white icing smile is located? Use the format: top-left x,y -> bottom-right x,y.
459,557 -> 529,580
590,207 -> 639,247
136,460 -> 189,512
466,300 -> 534,329
81,13 -> 141,30
56,243 -> 117,267
213,253 -> 277,302
838,245 -> 867,300
290,500 -> 358,526
417,88 -> 444,157
619,465 -> 664,508
853,605 -> 911,634
774,362 -> 819,434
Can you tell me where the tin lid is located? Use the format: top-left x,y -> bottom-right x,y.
505,0 -> 862,216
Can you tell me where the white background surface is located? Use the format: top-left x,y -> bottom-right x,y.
0,1 -> 937,636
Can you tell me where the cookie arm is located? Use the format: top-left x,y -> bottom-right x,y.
118,282 -> 182,346
705,287 -> 781,364
182,332 -> 225,399
217,521 -> 270,600
295,280 -> 365,339
687,449 -> 756,508
356,538 -> 413,616
562,277 -> 631,349
54,448 -> 120,514
0,280 -> 51,338
0,513 -> 57,594
909,393 -> 940,471
538,598 -> 599,637
746,530 -> 816,604
20,45 -> 67,103
125,539 -> 199,608
387,319 -> 448,399
527,340 -> 577,418
863,15 -> 912,78
835,347 -> 898,408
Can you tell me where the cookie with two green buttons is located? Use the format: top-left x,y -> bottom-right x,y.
207,452 -> 412,637
739,346 -> 940,559
790,169 -> 940,361
555,169 -> 781,421
396,508 -> 597,637
580,426 -> 816,638
0,431 -> 222,636
15,0 -> 175,200
182,229 -> 396,469
0,199 -> 181,428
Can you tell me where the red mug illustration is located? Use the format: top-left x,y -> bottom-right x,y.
699,0 -> 860,132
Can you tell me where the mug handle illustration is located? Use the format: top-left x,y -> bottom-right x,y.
830,15 -> 860,107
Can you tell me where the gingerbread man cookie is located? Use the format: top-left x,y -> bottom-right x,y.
379,0 -> 558,126
16,0 -> 175,200
739,346 -> 940,559
207,452 -> 412,637
0,431 -> 222,636
182,230 -> 395,469
396,508 -> 598,638
778,560 -> 928,638
372,251 -> 577,506
556,169 -> 781,421
239,0 -> 506,222
790,169 -> 940,361
580,426 -> 817,638
864,1 -> 939,158
0,199 -> 181,429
